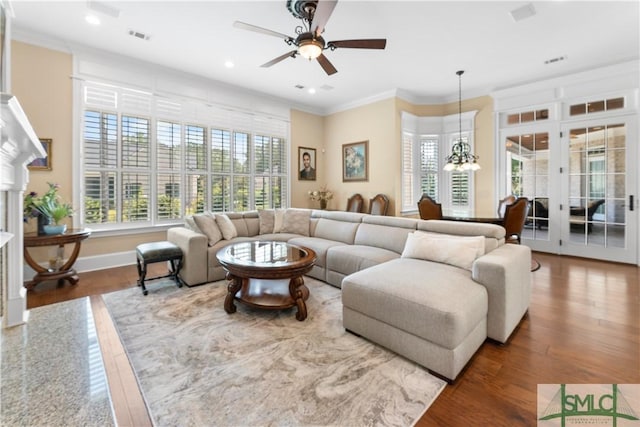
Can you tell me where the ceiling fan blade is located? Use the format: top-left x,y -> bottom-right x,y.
233,21 -> 292,41
311,0 -> 338,37
329,39 -> 387,49
317,53 -> 338,76
261,50 -> 298,68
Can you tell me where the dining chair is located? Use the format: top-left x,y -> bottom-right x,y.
346,193 -> 364,213
368,194 -> 389,216
502,197 -> 529,244
497,195 -> 516,218
417,194 -> 443,220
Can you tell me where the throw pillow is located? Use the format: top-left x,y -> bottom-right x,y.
184,215 -> 202,234
258,209 -> 275,235
281,208 -> 311,236
401,231 -> 485,271
273,208 -> 286,233
216,214 -> 238,240
192,213 -> 223,246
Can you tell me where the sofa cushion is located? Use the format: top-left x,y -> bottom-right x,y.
193,213 -> 223,246
274,208 -> 286,233
281,208 -> 311,236
216,214 -> 238,240
401,231 -> 485,271
342,258 -> 488,350
355,216 -> 417,254
258,209 -> 275,234
327,245 -> 400,278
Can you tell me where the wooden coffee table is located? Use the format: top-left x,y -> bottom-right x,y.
216,241 -> 316,321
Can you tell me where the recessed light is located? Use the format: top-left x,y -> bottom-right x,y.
224,61 -> 235,69
308,88 -> 316,94
85,15 -> 101,25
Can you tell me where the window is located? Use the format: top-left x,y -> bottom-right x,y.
401,112 -> 476,216
81,82 -> 288,229
569,97 -> 624,116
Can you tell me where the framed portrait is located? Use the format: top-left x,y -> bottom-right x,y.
28,138 -> 52,171
298,147 -> 316,181
342,141 -> 368,182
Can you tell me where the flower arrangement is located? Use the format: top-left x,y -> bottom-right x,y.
308,186 -> 333,209
308,186 -> 334,202
24,182 -> 73,225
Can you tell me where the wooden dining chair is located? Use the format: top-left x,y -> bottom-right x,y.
497,195 -> 517,219
417,195 -> 443,220
346,193 -> 364,213
502,197 -> 529,244
368,194 -> 389,216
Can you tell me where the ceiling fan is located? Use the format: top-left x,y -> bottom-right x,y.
233,0 -> 387,76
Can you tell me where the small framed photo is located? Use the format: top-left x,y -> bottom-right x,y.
28,138 -> 52,171
342,141 -> 368,182
298,147 -> 316,181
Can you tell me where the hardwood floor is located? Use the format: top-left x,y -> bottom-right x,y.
27,253 -> 639,426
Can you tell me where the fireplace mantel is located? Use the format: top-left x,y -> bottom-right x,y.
1,93 -> 45,327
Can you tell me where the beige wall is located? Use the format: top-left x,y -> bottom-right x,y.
13,40 -> 496,266
290,109 -> 324,209
323,98 -> 398,214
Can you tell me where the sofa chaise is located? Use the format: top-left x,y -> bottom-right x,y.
167,208 -> 531,381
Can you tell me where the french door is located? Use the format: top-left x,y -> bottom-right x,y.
501,115 -> 637,263
559,116 -> 637,263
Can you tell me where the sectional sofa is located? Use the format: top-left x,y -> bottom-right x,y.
167,208 -> 531,381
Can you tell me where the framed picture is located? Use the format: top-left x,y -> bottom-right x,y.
298,147 -> 316,181
28,138 -> 52,171
342,140 -> 368,182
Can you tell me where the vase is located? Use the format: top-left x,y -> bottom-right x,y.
37,215 -> 51,236
320,200 -> 327,210
43,224 -> 67,235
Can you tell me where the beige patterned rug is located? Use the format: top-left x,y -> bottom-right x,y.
103,277 -> 446,426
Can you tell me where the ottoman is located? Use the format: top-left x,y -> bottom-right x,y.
341,258 -> 488,382
135,241 -> 183,295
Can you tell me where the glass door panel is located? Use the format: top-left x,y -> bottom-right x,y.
562,119 -> 637,263
504,131 -> 551,246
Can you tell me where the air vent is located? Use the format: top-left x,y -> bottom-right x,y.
294,84 -> 305,90
545,55 -> 567,65
510,3 -> 536,22
128,30 -> 151,41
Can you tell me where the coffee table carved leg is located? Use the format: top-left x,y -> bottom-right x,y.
224,273 -> 242,314
290,276 -> 308,321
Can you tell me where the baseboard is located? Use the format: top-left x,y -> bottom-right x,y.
24,250 -> 136,278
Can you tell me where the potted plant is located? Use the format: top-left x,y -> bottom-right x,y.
24,183 -> 73,235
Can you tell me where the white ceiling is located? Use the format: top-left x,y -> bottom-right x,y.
8,0 -> 640,114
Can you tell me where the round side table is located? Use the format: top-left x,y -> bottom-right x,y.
23,228 -> 92,289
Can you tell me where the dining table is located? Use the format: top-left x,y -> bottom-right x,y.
440,215 -> 504,226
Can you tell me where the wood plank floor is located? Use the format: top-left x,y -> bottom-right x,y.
26,253 -> 639,426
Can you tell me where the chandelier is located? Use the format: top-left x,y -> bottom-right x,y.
444,70 -> 481,172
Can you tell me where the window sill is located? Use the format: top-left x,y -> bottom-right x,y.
81,223 -> 182,239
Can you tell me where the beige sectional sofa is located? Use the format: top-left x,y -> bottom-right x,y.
167,208 -> 531,381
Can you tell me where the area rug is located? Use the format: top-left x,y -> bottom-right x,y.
102,278 -> 446,426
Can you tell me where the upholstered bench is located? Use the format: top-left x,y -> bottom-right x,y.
135,241 -> 183,295
341,258 -> 488,382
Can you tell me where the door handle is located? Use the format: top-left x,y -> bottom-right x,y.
630,195 -> 635,211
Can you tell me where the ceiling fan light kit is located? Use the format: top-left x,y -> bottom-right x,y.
444,70 -> 481,172
235,0 -> 386,75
